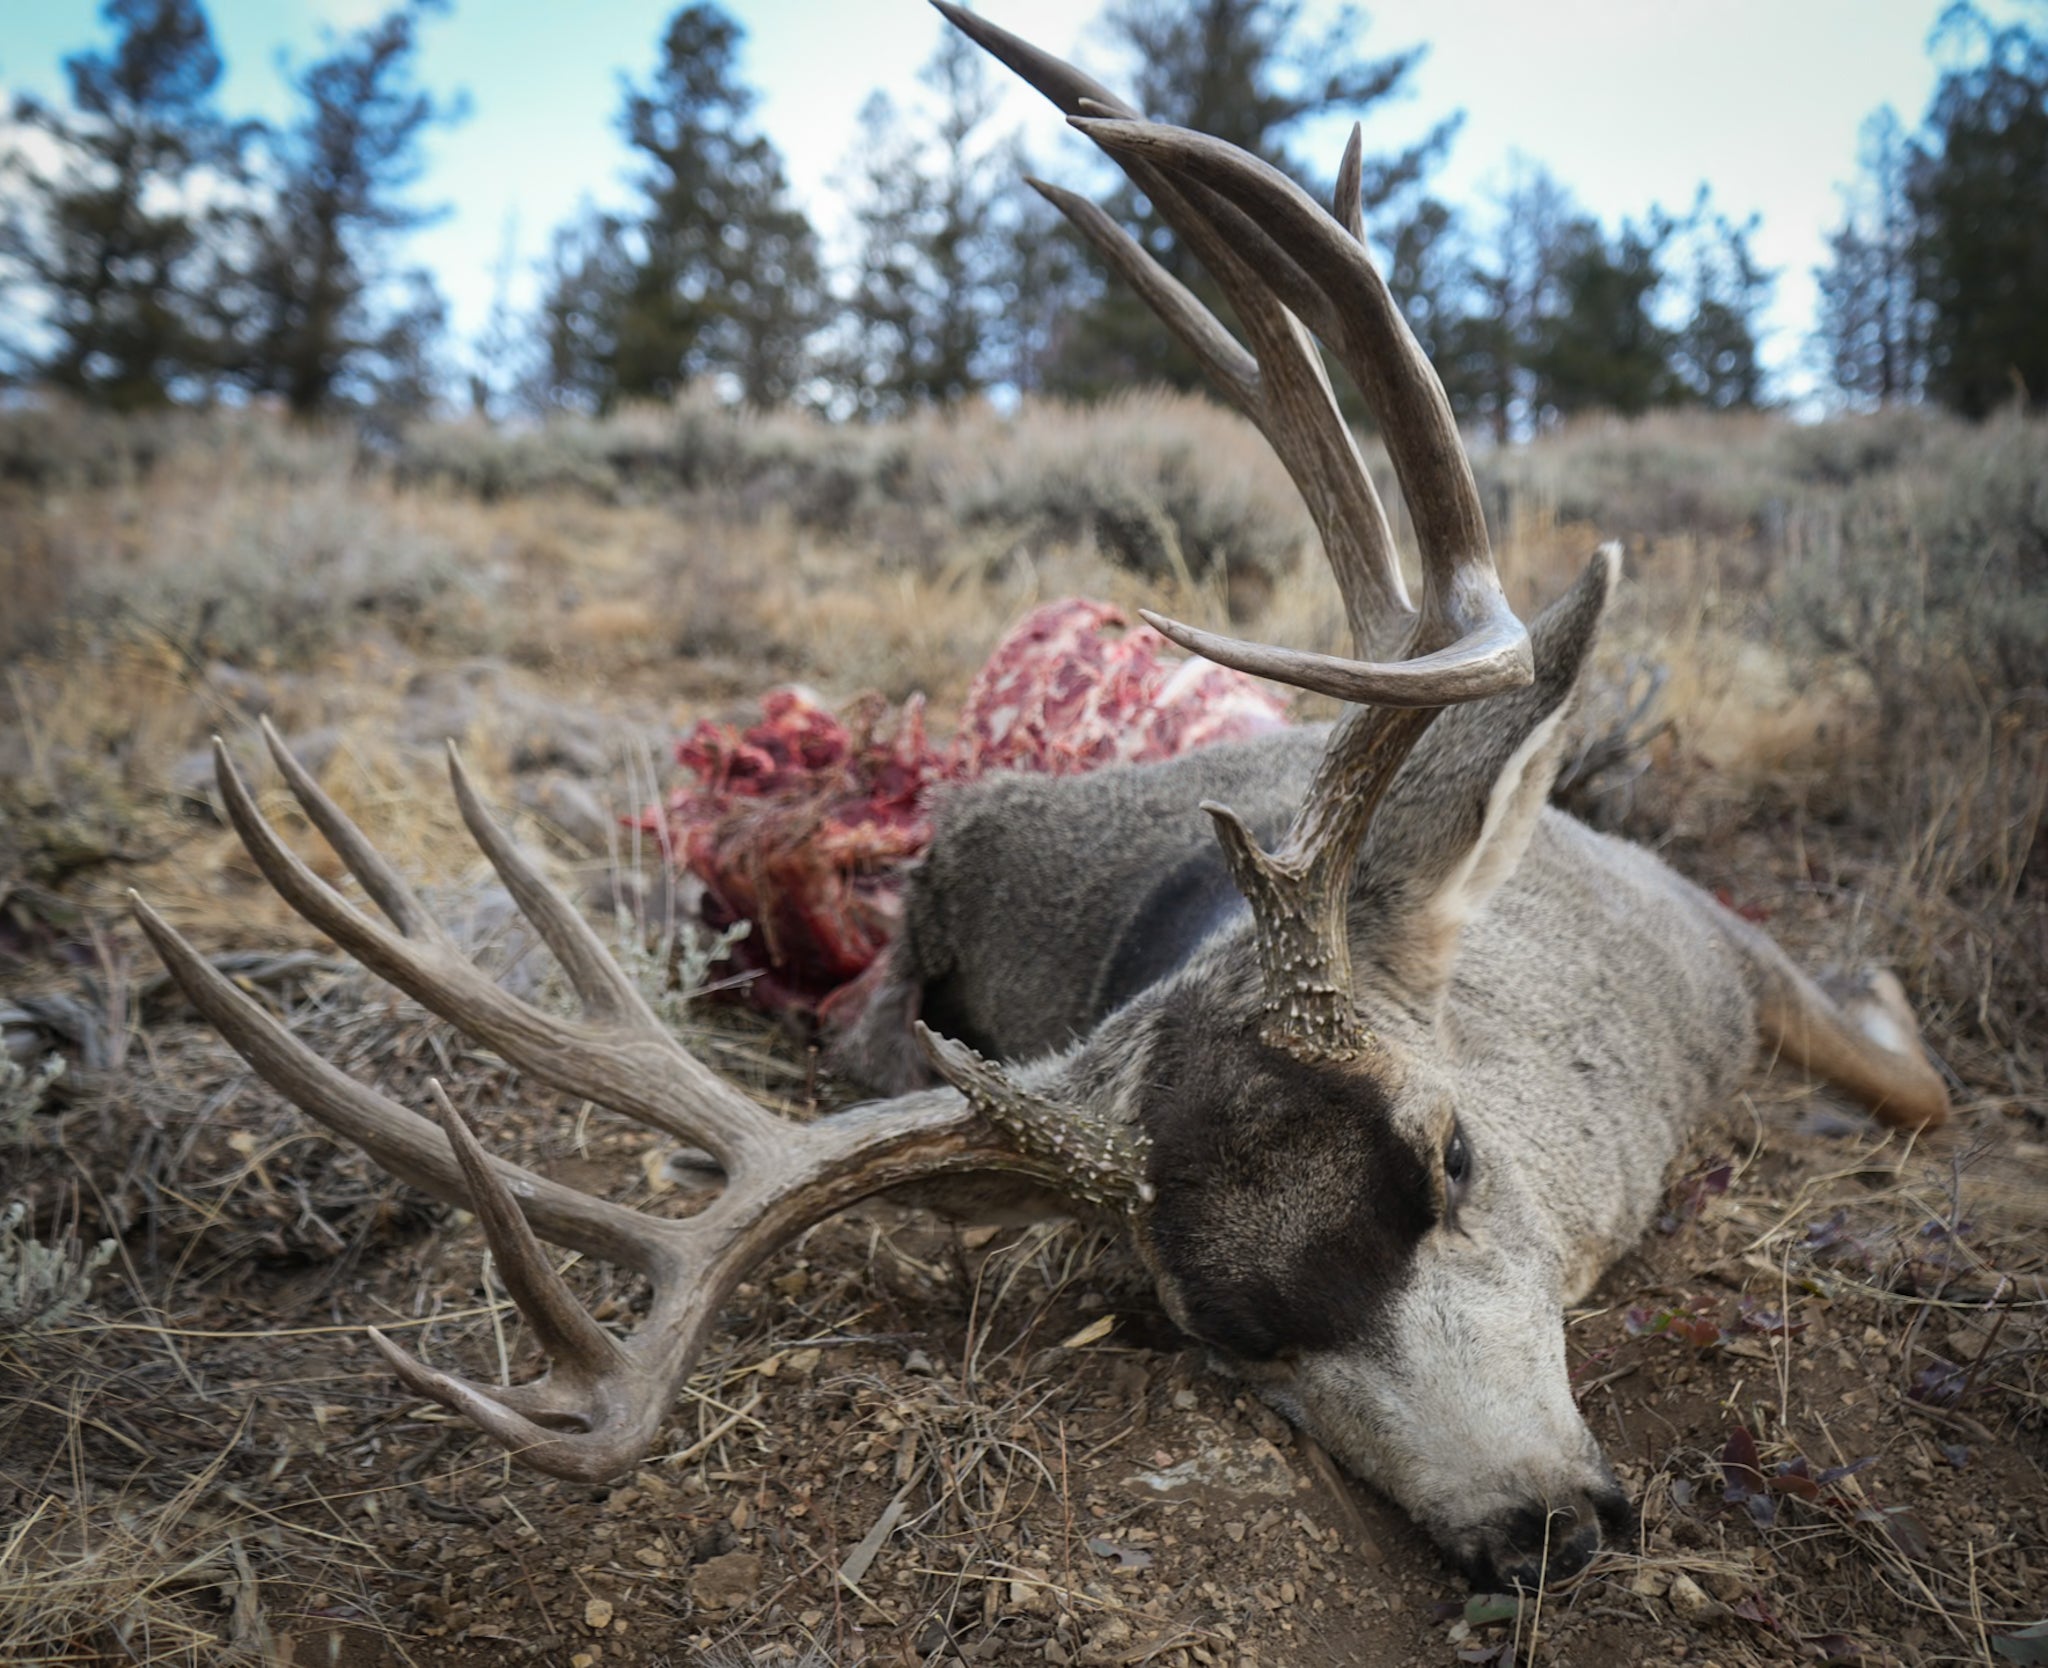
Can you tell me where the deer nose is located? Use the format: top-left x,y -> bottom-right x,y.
1470,1485 -> 1636,1592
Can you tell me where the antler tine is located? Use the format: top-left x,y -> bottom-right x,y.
929,0 -> 1136,120
428,1079 -> 630,1370
1064,115 -> 1529,706
1335,123 -> 1366,243
442,740 -> 649,1025
257,718 -> 448,944
127,890 -> 668,1272
1026,178 -> 1259,416
148,733 -> 1136,1480
211,738 -> 773,1168
1076,120 -> 1519,664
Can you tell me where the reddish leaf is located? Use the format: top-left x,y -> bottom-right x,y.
1909,1357 -> 1967,1407
1714,887 -> 1773,923
1622,1305 -> 1663,1337
1722,1425 -> 1765,1503
1769,1468 -> 1822,1501
1734,1594 -> 1783,1630
1659,1157 -> 1734,1232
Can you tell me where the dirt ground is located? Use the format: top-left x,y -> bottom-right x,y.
3,416 -> 2045,1667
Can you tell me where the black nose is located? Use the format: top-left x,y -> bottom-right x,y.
1468,1486 -> 1635,1591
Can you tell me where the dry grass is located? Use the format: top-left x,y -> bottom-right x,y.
1,396 -> 2043,1665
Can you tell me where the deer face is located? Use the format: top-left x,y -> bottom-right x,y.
1132,1001 -> 1631,1588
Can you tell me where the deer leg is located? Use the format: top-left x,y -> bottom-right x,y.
1716,908 -> 1950,1129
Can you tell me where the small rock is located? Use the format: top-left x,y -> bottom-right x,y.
1667,1573 -> 1710,1616
1701,1568 -> 1747,1602
690,1550 -> 761,1610
582,1598 -> 613,1632
903,1348 -> 939,1376
1666,1572 -> 1730,1625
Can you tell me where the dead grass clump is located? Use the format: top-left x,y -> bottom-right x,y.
394,388 -> 1316,590
0,1456 -> 283,1667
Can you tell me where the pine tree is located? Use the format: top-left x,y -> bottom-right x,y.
834,29 -> 1016,413
1814,108 -> 1928,406
1457,161 -> 1577,441
1910,3 -> 2048,415
1668,189 -> 1773,410
1527,219 -> 1673,423
532,209 -> 634,414
609,4 -> 821,408
236,0 -> 457,416
0,0 -> 248,408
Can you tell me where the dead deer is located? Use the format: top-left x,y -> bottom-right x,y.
129,5 -> 1950,1593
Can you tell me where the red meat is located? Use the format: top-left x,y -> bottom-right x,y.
637,599 -> 1289,1021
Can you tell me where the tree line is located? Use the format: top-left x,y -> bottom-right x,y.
4,0 -> 2044,427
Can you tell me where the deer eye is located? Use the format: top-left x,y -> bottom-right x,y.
1444,1127 -> 1471,1202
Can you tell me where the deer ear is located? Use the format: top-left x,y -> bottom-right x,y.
1350,545 -> 1620,1009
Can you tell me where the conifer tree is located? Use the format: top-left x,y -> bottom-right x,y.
0,0 -> 247,407
236,0 -> 457,416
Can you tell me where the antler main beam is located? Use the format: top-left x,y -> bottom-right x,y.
934,5 -> 1531,1058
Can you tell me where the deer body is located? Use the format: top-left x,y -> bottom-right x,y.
839,554 -> 1770,1581
131,1 -> 1951,1600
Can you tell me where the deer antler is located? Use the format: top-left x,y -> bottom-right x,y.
937,6 -> 1530,1058
130,722 -> 1097,1481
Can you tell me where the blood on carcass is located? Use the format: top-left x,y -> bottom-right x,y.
635,599 -> 1289,1022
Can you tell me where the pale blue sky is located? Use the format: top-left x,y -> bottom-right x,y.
0,1 -> 2011,396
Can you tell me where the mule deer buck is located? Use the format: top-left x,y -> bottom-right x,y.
130,4 -> 1950,1592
